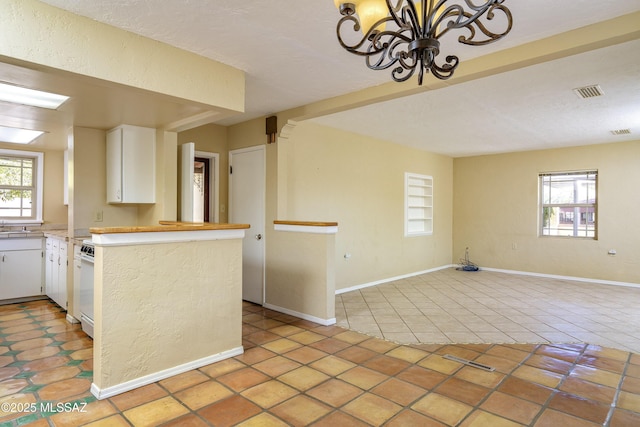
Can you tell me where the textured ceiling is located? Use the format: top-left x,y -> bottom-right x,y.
13,1 -> 640,155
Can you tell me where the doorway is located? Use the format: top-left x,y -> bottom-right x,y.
229,146 -> 265,304
193,156 -> 210,222
194,151 -> 219,223
180,143 -> 219,223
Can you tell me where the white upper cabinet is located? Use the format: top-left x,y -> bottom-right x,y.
106,125 -> 156,204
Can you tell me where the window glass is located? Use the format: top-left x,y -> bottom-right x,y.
540,171 -> 597,238
0,151 -> 43,222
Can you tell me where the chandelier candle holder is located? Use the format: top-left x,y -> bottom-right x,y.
334,0 -> 513,84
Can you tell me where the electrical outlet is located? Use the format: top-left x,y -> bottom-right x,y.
94,210 -> 103,222
220,204 -> 226,213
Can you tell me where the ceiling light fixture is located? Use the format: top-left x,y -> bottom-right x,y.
0,125 -> 45,144
0,82 -> 69,109
334,0 -> 513,84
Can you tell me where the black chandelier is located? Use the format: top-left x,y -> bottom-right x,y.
334,0 -> 513,84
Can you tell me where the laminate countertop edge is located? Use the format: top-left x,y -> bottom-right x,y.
90,223 -> 250,234
273,220 -> 338,227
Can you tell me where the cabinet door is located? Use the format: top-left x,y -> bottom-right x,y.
106,125 -> 156,204
45,244 -> 55,300
121,126 -> 155,203
0,250 -> 43,299
106,127 -> 123,203
56,243 -> 68,309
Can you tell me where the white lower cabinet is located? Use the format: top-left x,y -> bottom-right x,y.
0,243 -> 44,300
45,238 -> 68,310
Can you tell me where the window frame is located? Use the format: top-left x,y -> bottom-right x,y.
539,170 -> 597,239
0,149 -> 44,224
404,172 -> 433,237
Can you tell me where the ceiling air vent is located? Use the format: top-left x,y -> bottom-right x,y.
573,85 -> 604,99
610,129 -> 631,136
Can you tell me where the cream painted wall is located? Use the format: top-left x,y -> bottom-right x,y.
73,127 -> 137,229
42,149 -> 67,226
280,121 -> 454,290
266,230 -> 335,322
138,130 -> 178,225
228,118 -> 265,151
178,124 -> 229,223
1,0 -> 244,114
453,140 -> 640,284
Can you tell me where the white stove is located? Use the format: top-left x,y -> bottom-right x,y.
79,240 -> 94,338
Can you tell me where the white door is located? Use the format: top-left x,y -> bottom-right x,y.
180,144 -> 219,222
180,143 -> 195,222
229,146 -> 265,304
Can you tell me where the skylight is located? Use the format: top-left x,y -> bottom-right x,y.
0,126 -> 45,144
0,82 -> 69,109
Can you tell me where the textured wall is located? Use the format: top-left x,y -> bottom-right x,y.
279,121 -> 454,290
454,140 -> 640,284
266,230 -> 335,322
93,238 -> 242,390
0,0 -> 244,112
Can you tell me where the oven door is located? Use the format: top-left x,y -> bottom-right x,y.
80,254 -> 94,338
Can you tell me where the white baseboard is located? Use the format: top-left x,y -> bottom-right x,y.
263,303 -> 336,326
90,346 -> 244,400
66,314 -> 80,324
480,267 -> 640,289
336,264 -> 454,295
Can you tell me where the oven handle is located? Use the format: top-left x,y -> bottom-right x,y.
80,254 -> 95,263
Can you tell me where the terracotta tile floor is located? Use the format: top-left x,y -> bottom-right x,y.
0,287 -> 639,425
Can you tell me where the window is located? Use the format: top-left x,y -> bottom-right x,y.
540,170 -> 597,238
405,173 -> 433,236
0,149 -> 44,223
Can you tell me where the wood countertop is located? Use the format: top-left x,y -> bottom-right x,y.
274,220 -> 338,227
90,222 -> 250,234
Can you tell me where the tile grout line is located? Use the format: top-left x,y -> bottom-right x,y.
454,342 -> 541,426
602,351 -> 632,427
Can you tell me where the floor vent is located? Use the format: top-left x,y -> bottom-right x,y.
610,129 -> 631,135
443,354 -> 495,372
573,84 -> 604,99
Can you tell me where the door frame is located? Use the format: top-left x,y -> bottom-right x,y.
195,150 -> 219,223
229,145 -> 266,304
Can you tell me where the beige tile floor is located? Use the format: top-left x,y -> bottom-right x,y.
336,269 -> 640,353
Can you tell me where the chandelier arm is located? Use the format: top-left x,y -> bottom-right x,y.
336,15 -> 368,52
429,54 -> 459,79
386,0 -> 410,28
399,1 -> 422,36
365,38 -> 414,70
458,5 -> 513,45
391,64 -> 417,82
432,1 -> 512,44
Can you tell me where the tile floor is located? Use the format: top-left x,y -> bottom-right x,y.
336,269 -> 640,354
0,270 -> 638,425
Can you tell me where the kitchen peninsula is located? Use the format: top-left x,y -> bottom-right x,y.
87,222 -> 249,399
